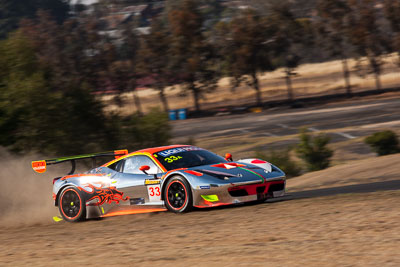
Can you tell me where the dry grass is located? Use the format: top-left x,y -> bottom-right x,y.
101,54 -> 400,115
287,153 -> 400,191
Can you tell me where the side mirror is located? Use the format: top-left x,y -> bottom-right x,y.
139,165 -> 150,175
225,153 -> 233,162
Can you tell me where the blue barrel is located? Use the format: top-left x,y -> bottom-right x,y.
168,110 -> 177,120
178,108 -> 187,120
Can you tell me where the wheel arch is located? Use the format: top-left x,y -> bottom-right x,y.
160,173 -> 193,201
55,184 -> 80,207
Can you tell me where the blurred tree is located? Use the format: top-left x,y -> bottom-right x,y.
0,0 -> 69,39
0,31 -> 116,155
20,12 -> 103,93
20,10 -> 141,116
270,1 -> 306,101
168,0 -> 217,112
383,0 -> 400,66
221,9 -> 274,106
315,0 -> 353,96
137,18 -> 173,112
116,22 -> 143,115
347,0 -> 388,91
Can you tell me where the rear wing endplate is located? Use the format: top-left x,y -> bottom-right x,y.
32,149 -> 128,175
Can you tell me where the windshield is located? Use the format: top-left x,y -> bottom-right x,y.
153,146 -> 227,171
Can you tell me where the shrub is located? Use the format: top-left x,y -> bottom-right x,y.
254,149 -> 301,178
365,130 -> 399,156
296,128 -> 333,171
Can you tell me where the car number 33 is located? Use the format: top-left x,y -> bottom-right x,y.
147,185 -> 161,201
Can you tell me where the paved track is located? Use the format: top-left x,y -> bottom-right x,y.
172,98 -> 400,143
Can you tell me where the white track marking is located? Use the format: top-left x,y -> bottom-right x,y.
263,133 -> 277,137
278,123 -> 290,129
309,127 -> 319,132
335,132 -> 356,139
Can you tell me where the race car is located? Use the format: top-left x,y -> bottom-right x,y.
32,145 -> 286,222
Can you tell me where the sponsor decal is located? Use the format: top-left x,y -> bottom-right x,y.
147,184 -> 161,202
32,160 -> 46,173
130,198 -> 145,205
164,155 -> 182,163
145,179 -> 161,185
200,185 -> 211,189
79,183 -> 129,206
157,146 -> 202,157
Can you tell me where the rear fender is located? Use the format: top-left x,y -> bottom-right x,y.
54,183 -> 78,207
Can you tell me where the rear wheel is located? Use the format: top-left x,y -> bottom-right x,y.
164,176 -> 193,213
58,186 -> 86,222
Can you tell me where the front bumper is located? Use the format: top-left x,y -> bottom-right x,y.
193,179 -> 285,208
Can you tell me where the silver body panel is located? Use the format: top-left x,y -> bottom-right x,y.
53,156 -> 286,219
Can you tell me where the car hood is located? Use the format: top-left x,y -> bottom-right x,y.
183,161 -> 284,184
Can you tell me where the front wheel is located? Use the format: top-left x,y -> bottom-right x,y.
164,176 -> 193,213
58,186 -> 86,222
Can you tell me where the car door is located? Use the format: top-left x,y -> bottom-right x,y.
114,155 -> 162,205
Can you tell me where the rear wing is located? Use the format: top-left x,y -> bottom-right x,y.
32,149 -> 128,175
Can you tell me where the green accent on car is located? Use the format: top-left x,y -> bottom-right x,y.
201,194 -> 219,202
44,150 -> 127,165
238,167 -> 265,183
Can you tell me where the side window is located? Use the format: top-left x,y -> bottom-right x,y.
123,155 -> 159,174
107,160 -> 125,172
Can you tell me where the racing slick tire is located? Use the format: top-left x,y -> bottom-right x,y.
58,186 -> 86,222
164,176 -> 193,213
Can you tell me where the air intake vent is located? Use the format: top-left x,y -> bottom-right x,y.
229,189 -> 248,197
268,183 -> 284,192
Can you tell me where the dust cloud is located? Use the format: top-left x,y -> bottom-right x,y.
0,151 -> 57,226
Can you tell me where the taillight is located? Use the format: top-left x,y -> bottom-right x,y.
53,177 -> 61,184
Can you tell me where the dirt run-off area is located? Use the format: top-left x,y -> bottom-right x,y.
0,154 -> 399,266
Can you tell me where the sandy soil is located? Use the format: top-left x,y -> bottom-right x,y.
0,154 -> 399,266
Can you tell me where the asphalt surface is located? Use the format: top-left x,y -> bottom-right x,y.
172,97 -> 400,152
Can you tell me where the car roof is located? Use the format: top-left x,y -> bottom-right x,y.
101,145 -> 192,168
133,144 -> 190,155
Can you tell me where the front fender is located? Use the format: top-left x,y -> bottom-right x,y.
160,171 -> 195,200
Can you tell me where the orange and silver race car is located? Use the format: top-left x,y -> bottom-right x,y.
32,145 -> 286,222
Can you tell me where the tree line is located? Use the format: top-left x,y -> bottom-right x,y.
0,0 -> 399,155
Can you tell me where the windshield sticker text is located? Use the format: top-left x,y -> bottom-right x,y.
158,146 -> 202,157
164,156 -> 182,163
